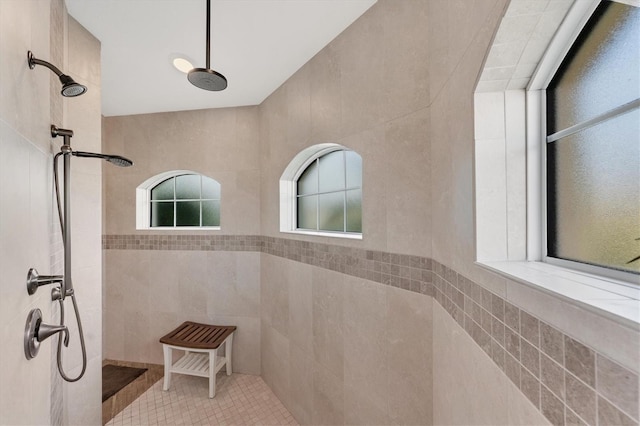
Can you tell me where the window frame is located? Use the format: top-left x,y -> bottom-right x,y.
280,143 -> 363,240
136,170 -> 221,231
473,0 -> 639,325
530,0 -> 639,283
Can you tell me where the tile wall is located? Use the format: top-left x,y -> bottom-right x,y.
102,106 -> 262,377
101,0 -> 639,425
103,235 -> 639,425
0,1 -> 102,425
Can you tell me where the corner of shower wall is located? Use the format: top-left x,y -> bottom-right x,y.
49,0 -> 65,424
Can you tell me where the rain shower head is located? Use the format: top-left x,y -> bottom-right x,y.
188,0 -> 227,91
188,68 -> 227,91
28,51 -> 87,97
72,151 -> 133,167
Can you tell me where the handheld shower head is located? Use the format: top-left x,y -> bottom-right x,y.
72,151 -> 133,167
28,51 -> 87,97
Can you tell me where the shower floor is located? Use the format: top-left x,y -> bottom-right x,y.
105,370 -> 297,426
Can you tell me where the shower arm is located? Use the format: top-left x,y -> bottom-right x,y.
28,52 -> 65,77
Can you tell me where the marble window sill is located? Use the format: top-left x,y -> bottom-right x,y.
478,260 -> 640,327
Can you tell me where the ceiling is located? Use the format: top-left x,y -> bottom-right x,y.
66,0 -> 377,117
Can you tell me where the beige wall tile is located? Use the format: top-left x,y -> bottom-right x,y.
286,262 -> 313,356
384,109 -> 431,256
541,385 -> 564,426
598,396 -> 637,426
309,45 -> 342,143
288,344 -> 314,424
433,303 -> 510,425
312,361 -> 344,426
343,276 -> 388,408
564,336 -> 596,388
507,380 -> 552,426
379,0 -> 430,121
386,287 -> 432,425
596,355 -> 639,422
565,372 -> 596,426
261,322 -> 290,406
344,382 -> 390,426
312,268 -> 344,378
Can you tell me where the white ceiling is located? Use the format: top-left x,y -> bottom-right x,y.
66,0 -> 376,117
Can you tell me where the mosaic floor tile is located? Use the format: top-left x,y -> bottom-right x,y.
106,372 -> 297,426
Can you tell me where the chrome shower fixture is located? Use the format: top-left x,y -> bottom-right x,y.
188,0 -> 228,91
23,124 -> 133,381
73,151 -> 133,167
28,51 -> 87,97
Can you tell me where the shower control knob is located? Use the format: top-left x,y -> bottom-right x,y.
26,268 -> 63,296
24,308 -> 70,360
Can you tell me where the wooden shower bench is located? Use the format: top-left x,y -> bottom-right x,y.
160,321 -> 236,398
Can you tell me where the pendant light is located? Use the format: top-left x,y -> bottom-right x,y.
188,0 -> 227,91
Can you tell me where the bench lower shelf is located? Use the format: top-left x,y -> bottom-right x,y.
171,352 -> 227,378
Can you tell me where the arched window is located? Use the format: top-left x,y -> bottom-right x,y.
136,170 -> 221,229
280,144 -> 362,239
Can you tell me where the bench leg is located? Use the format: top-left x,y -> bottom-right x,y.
209,349 -> 217,398
162,345 -> 172,391
225,333 -> 233,375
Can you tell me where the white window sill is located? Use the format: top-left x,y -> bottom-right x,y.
137,227 -> 221,231
281,230 -> 363,240
478,260 -> 640,326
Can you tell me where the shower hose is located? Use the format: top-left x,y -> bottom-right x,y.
53,152 -> 87,382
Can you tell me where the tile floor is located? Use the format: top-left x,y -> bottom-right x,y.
103,360 -> 165,425
106,371 -> 298,426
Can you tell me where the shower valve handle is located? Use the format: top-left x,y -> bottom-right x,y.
24,308 -> 69,360
26,268 -> 63,296
37,322 -> 69,347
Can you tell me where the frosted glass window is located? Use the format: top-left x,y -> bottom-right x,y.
319,151 -> 346,193
547,110 -> 640,274
546,1 -> 640,277
346,189 -> 362,233
319,192 -> 345,232
151,179 -> 174,200
175,174 -> 201,199
202,200 -> 220,226
547,1 -> 640,134
297,195 -> 317,230
295,149 -> 362,234
151,202 -> 173,227
149,173 -> 221,227
202,178 -> 221,199
297,161 -> 318,196
345,151 -> 362,189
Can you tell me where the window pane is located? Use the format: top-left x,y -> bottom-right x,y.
547,2 -> 640,134
547,109 -> 640,274
297,195 -> 317,230
175,174 -> 201,199
202,200 -> 220,226
176,201 -> 201,226
297,160 -> 318,196
151,201 -> 174,226
151,178 -> 174,200
202,177 -> 221,199
346,189 -> 362,233
345,151 -> 362,189
319,151 -> 345,193
319,192 -> 345,232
